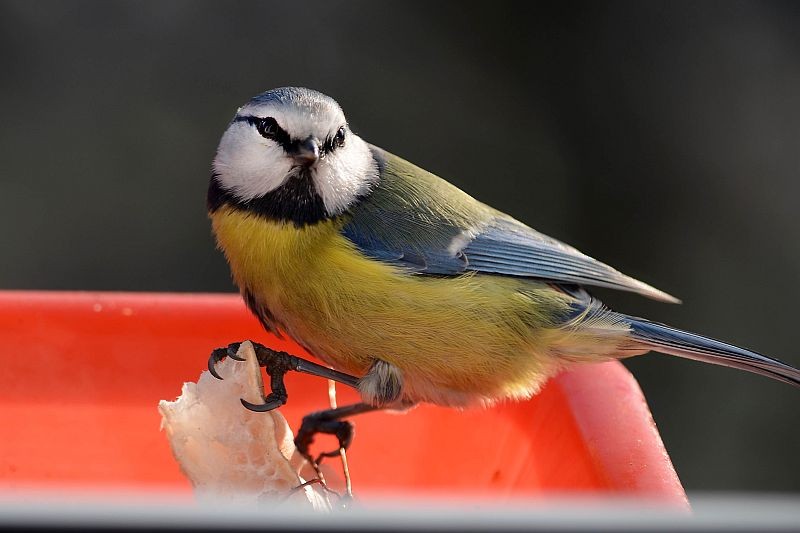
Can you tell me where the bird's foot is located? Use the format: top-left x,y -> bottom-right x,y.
295,411 -> 356,463
293,403 -> 378,465
207,342 -> 370,500
293,404 -> 376,501
207,341 -> 362,413
207,341 -> 295,412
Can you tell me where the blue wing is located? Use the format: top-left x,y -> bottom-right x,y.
341,146 -> 679,304
461,218 -> 678,302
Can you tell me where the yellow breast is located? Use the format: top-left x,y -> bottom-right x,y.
210,205 -> 577,405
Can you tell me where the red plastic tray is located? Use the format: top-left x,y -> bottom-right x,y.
0,291 -> 687,506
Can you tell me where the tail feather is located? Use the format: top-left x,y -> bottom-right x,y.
628,317 -> 800,387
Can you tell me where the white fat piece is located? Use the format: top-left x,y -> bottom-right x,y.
212,93 -> 378,217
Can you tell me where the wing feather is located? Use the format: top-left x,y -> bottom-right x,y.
462,219 -> 680,302
341,146 -> 679,303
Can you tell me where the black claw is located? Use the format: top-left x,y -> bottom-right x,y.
240,395 -> 286,412
208,348 -> 228,380
227,342 -> 245,361
207,341 -> 367,460
295,417 -> 355,459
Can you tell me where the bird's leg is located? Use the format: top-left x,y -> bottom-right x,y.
294,402 -> 382,500
294,402 -> 381,462
207,341 -> 361,412
294,358 -> 409,499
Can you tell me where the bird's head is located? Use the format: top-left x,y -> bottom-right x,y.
209,87 -> 378,226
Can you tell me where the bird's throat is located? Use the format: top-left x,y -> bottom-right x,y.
207,169 -> 328,226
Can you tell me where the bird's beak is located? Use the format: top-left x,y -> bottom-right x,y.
291,136 -> 320,166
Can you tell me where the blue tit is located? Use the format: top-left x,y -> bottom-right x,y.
207,87 -> 799,410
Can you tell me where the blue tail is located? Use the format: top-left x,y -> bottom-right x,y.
628,317 -> 800,387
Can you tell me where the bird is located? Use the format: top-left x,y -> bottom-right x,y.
207,87 -> 799,419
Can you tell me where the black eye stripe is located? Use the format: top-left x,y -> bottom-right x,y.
233,116 -> 347,156
234,115 -> 291,147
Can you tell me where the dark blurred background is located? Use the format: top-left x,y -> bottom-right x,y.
1,0 -> 798,492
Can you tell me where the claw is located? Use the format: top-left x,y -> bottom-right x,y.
227,342 -> 245,361
207,348 -> 228,380
295,416 -> 355,459
240,395 -> 286,412
316,422 -> 354,461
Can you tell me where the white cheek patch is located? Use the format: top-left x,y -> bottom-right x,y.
212,123 -> 292,201
313,135 -> 379,215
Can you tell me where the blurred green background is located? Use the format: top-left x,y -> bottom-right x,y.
1,0 -> 798,492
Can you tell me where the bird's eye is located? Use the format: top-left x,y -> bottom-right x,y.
334,126 -> 346,147
256,117 -> 279,139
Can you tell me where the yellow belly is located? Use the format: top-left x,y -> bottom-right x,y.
211,206 -> 577,405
